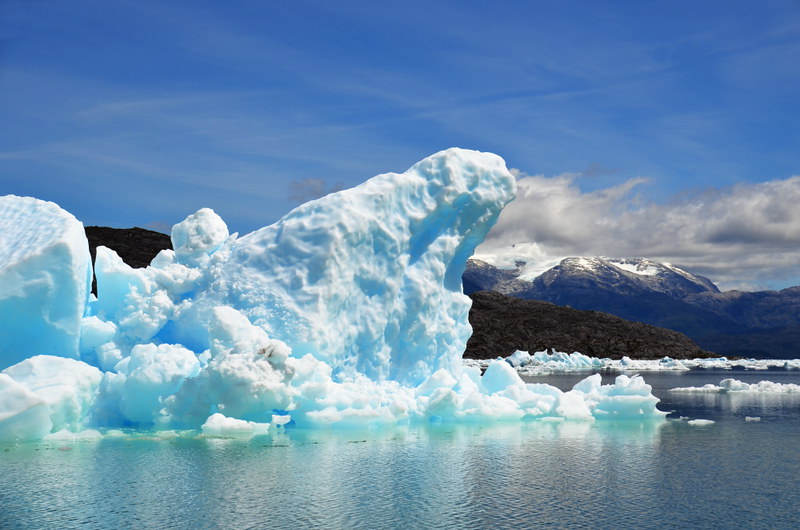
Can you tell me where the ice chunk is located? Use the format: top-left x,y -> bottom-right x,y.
43,428 -> 103,441
78,315 -> 118,368
670,378 -> 800,393
0,195 -> 91,369
171,208 -> 229,267
505,350 -> 532,368
200,412 -> 269,437
687,419 -> 715,426
0,373 -> 52,441
569,373 -> 666,420
166,307 -> 293,425
2,355 -> 102,432
93,247 -> 176,347
482,360 -> 525,394
118,344 -> 200,424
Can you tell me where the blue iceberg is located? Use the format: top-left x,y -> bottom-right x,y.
0,148 -> 666,441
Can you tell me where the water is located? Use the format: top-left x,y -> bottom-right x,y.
2,369 -> 799,529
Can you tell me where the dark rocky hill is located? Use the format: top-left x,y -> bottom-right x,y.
84,226 -> 171,293
465,291 -> 713,360
85,226 -> 172,268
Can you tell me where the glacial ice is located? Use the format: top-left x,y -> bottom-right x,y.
0,196 -> 92,369
0,148 -> 671,442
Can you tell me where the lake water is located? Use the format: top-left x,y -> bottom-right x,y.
2,369 -> 799,529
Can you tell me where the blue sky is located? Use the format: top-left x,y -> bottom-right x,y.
1,1 -> 799,289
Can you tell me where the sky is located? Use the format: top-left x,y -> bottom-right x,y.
1,0 -> 799,291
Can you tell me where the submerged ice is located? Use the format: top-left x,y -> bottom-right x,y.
0,149 -> 667,441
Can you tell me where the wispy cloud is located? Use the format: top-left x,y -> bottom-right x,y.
286,178 -> 343,203
478,171 -> 800,291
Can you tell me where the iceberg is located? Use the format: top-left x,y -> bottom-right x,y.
0,148 -> 669,442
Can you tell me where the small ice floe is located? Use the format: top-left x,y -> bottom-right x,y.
479,351 -> 800,375
43,429 -> 103,441
200,413 -> 270,438
687,419 -> 715,426
669,378 -> 800,394
745,416 -> 761,422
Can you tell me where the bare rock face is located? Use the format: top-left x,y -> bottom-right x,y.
85,226 -> 172,269
465,290 -> 714,360
84,226 -> 172,294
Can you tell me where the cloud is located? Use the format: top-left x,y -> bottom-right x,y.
287,178 -> 343,203
478,172 -> 800,290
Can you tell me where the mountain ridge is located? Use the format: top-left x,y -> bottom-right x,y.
464,256 -> 800,358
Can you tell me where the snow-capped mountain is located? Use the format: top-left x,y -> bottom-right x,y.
533,257 -> 719,299
464,256 -> 719,301
463,256 -> 800,358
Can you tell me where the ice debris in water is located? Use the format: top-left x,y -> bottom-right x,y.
670,379 -> 800,394
464,350 -> 800,375
0,148 -> 668,442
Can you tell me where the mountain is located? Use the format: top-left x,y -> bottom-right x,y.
464,257 -> 800,359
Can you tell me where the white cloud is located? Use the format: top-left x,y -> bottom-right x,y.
478,171 -> 800,291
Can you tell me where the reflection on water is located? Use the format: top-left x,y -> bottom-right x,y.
2,370 -> 800,529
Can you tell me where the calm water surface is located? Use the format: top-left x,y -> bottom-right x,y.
1,369 -> 799,529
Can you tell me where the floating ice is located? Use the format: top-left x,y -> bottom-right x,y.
504,349 -> 608,373
201,413 -> 270,437
0,149 -> 671,442
2,355 -> 101,432
670,379 -> 800,394
0,373 -> 52,440
687,419 -> 715,426
464,350 -> 800,375
0,196 -> 92,369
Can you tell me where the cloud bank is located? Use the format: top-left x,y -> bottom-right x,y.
477,170 -> 800,291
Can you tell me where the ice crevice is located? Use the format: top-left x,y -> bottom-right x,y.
0,148 -> 667,441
